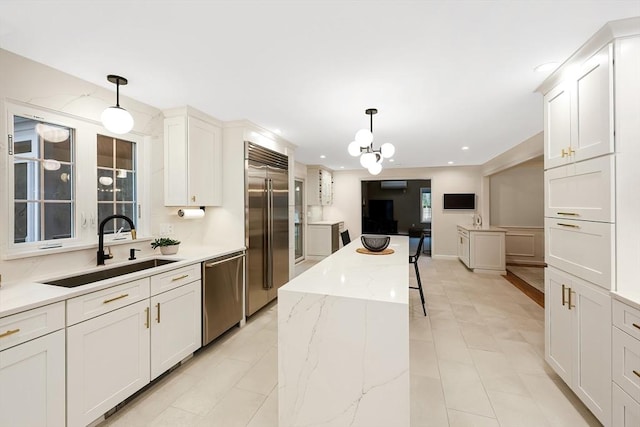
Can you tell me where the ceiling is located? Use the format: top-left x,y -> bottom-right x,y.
0,1 -> 638,171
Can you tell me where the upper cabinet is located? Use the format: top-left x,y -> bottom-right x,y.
544,44 -> 614,170
307,166 -> 333,205
164,107 -> 222,206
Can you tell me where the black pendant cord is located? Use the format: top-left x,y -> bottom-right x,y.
115,81 -> 120,107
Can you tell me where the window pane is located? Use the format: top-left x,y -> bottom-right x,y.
115,203 -> 135,231
14,161 -> 40,200
44,137 -> 71,162
14,202 -> 30,243
44,203 -> 72,240
14,139 -> 33,155
97,168 -> 115,202
44,164 -> 73,200
116,139 -> 134,170
116,171 -> 135,201
97,135 -> 113,168
98,203 -> 116,234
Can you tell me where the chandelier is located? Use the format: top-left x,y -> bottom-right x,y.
347,108 -> 395,175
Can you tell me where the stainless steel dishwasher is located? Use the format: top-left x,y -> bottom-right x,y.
202,251 -> 245,346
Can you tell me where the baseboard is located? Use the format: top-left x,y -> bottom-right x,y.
431,254 -> 459,261
507,261 -> 546,267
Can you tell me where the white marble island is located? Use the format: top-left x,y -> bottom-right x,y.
278,236 -> 409,427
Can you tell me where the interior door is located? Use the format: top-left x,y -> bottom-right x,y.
268,165 -> 289,299
246,160 -> 268,316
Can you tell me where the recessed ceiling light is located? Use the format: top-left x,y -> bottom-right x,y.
461,146 -> 469,150
534,62 -> 560,73
320,155 -> 326,159
448,161 -> 454,165
389,158 -> 395,162
340,166 -> 345,169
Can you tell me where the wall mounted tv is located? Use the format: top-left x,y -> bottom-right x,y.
443,193 -> 476,210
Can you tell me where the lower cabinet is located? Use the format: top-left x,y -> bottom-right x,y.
67,299 -> 151,427
545,266 -> 611,425
613,384 -> 640,427
150,281 -> 201,380
0,329 -> 65,427
457,229 -> 470,267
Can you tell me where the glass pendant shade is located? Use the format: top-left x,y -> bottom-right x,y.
380,142 -> 395,158
348,141 -> 361,157
368,162 -> 382,175
355,129 -> 373,148
101,106 -> 134,134
360,152 -> 376,168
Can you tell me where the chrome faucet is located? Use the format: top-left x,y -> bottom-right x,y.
97,214 -> 137,265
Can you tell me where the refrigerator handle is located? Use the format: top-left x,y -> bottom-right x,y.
263,178 -> 271,290
268,178 -> 274,289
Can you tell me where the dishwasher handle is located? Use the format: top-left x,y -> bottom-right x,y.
205,253 -> 245,268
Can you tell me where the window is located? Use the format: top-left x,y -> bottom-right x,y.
6,102 -> 147,257
97,135 -> 137,234
12,116 -> 75,244
421,188 -> 432,223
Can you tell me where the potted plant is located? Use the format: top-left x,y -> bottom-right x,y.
150,237 -> 181,255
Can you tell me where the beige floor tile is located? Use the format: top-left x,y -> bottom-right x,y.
438,359 -> 495,418
470,349 -> 531,396
518,373 -> 601,426
432,328 -> 474,365
447,409 -> 500,427
196,388 -> 266,427
147,406 -> 202,427
236,347 -> 278,395
459,322 -> 499,351
410,374 -> 450,427
246,387 -> 278,427
487,389 -> 551,427
409,315 -> 434,341
411,339 -> 441,379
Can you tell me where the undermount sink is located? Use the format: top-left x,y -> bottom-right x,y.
44,259 -> 178,288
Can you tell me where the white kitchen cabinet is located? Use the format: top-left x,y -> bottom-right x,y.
545,218 -> 613,289
67,299 -> 151,427
613,384 -> 640,427
164,106 -> 223,206
0,302 -> 65,427
544,155 -> 614,222
150,280 -> 201,380
456,225 -> 506,274
545,266 -> 611,425
307,166 -> 333,205
457,227 -> 470,268
544,44 -> 613,170
307,222 -> 341,258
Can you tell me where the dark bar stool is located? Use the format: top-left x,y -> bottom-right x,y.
409,234 -> 427,316
341,230 -> 351,246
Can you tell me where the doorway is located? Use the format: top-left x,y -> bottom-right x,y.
294,179 -> 304,262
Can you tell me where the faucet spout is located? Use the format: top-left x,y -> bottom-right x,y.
97,214 -> 137,266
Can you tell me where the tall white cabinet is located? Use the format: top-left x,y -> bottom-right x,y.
307,166 -> 333,206
539,18 -> 640,427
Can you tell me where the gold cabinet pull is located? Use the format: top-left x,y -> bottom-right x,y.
171,274 -> 189,281
103,294 -> 129,304
569,148 -> 575,155
145,307 -> 150,329
568,288 -> 575,310
633,370 -> 640,379
632,323 -> 640,330
557,223 -> 580,229
0,328 -> 20,339
156,303 -> 161,323
561,284 -> 567,306
557,212 -> 579,216
191,195 -> 196,202
561,148 -> 568,157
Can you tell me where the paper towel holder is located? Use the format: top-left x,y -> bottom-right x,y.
178,206 -> 206,218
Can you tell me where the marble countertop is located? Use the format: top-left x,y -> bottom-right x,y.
611,290 -> 640,311
308,220 -> 343,225
0,244 -> 244,319
457,224 -> 508,232
280,235 -> 408,304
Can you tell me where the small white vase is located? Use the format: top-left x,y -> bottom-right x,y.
160,244 -> 179,255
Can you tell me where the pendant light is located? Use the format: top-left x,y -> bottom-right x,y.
347,108 -> 395,175
101,75 -> 134,134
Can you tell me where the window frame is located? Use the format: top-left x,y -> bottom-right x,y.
4,102 -> 150,259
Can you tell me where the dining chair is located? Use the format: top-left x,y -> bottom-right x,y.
409,233 -> 427,316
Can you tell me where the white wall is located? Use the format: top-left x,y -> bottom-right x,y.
489,157 -> 544,227
323,166 -> 483,258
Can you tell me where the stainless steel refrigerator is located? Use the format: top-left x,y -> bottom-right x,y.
245,142 -> 289,316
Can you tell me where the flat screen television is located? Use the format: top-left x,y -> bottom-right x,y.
443,193 -> 475,210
